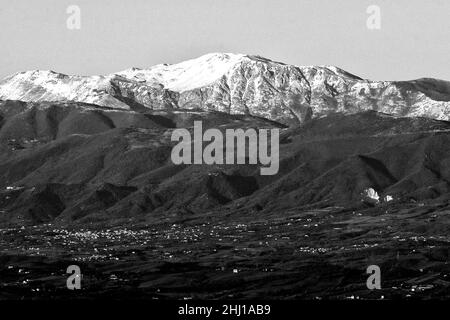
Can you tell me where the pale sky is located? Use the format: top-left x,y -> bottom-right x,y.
0,0 -> 449,81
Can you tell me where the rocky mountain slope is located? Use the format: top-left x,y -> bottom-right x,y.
1,53 -> 450,226
1,53 -> 450,125
1,100 -> 450,226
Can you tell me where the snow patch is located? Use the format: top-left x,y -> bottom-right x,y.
117,53 -> 245,92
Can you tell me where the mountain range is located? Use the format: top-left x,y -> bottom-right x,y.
1,53 -> 450,126
1,53 -> 450,226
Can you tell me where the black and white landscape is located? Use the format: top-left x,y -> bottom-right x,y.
1,53 -> 450,299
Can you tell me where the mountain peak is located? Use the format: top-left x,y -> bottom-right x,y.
117,52 -> 246,92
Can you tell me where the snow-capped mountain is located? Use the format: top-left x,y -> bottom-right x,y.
1,53 -> 450,125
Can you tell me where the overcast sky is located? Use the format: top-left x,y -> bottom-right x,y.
0,0 -> 448,81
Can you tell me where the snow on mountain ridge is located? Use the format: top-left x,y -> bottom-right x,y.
117,53 -> 246,92
1,53 -> 450,125
0,70 -> 122,107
